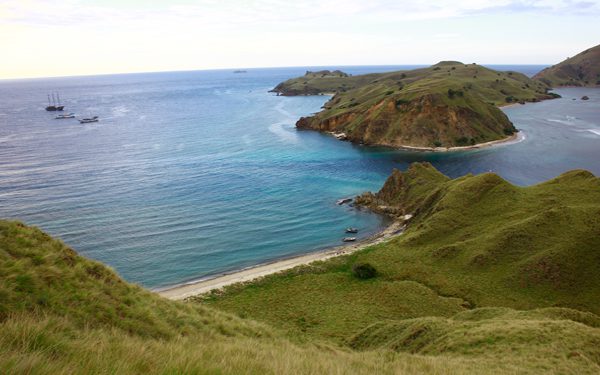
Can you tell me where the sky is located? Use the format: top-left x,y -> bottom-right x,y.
1,0 -> 599,79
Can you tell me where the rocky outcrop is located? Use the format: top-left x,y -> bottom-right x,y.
355,163 -> 450,217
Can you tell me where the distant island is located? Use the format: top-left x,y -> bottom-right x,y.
534,43 -> 600,87
233,70 -> 247,73
272,62 -> 557,149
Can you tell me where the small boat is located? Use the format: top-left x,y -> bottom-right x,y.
336,198 -> 352,205
79,116 -> 99,124
345,227 -> 358,233
342,237 -> 357,242
55,113 -> 75,119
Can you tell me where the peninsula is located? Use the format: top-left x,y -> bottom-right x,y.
272,62 -> 557,149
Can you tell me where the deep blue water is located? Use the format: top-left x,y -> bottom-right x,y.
1,65 -> 598,288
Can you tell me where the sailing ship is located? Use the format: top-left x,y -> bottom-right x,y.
45,93 -> 64,111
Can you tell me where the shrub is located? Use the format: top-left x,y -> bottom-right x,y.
395,99 -> 410,107
447,89 -> 464,99
352,263 -> 377,279
433,140 -> 442,147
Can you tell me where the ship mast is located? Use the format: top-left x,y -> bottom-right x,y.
56,92 -> 61,106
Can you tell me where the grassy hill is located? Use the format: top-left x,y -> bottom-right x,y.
200,164 -> 600,373
273,62 -> 556,148
2,219 -> 501,374
3,164 -> 600,373
534,44 -> 600,87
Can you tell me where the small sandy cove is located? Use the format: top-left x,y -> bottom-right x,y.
157,221 -> 404,300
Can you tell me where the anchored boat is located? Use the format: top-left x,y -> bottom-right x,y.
55,113 -> 75,119
78,116 -> 99,124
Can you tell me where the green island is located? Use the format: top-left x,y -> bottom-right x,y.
534,44 -> 600,87
272,62 -> 557,149
3,163 -> 600,374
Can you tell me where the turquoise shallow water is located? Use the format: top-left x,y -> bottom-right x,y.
0,66 -> 598,288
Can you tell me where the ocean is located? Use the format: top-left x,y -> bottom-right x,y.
1,65 -> 598,288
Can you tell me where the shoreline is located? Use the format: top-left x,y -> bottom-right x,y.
328,131 -> 524,153
392,132 -> 522,152
157,221 -> 405,300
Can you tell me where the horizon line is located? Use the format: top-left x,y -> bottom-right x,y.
0,62 -> 551,82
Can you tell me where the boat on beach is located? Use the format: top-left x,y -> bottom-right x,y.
55,113 -> 75,119
342,237 -> 357,242
78,116 -> 99,124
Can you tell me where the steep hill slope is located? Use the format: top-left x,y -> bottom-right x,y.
534,44 -> 600,87
273,62 -> 556,148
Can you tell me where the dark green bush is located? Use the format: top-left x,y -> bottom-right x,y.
352,263 -> 377,279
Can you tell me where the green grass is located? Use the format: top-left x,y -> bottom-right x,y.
350,307 -> 600,374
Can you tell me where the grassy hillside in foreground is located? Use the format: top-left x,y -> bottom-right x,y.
200,164 -> 600,355
350,307 -> 600,374
273,62 -> 556,148
534,44 -> 600,87
1,219 -> 509,374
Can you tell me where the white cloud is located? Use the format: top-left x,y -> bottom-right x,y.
0,0 -> 598,78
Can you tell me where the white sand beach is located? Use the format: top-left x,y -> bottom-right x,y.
157,221 -> 404,300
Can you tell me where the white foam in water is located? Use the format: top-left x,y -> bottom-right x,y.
112,105 -> 130,117
547,118 -> 574,126
586,129 -> 600,136
268,122 -> 298,143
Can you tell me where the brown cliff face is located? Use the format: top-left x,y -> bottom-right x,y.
297,93 -> 516,148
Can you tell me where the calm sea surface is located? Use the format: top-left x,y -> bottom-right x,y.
1,65 -> 598,288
